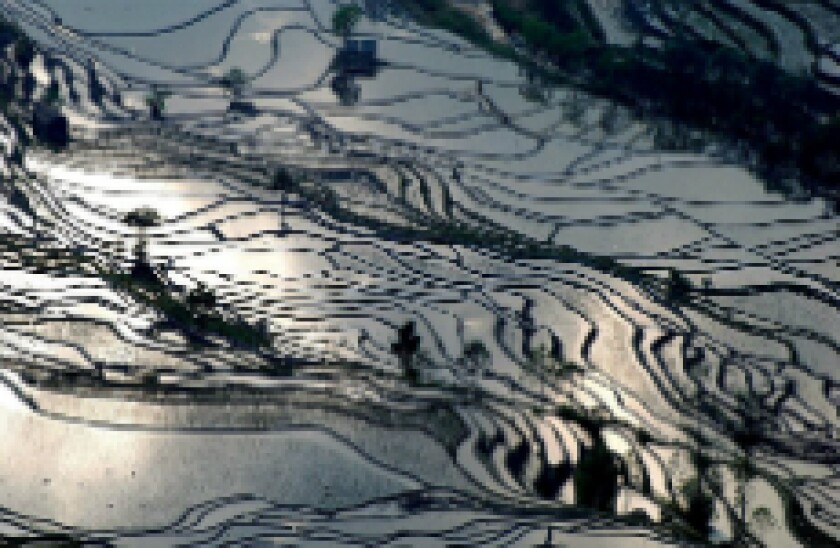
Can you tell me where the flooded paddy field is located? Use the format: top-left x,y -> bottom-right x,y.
0,0 -> 838,545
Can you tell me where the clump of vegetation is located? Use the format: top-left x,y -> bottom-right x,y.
392,320 -> 421,381
527,344 -> 583,378
0,17 -> 40,149
677,476 -> 716,541
332,4 -> 364,39
573,436 -> 620,512
731,391 -> 773,452
220,66 -> 249,98
271,166 -> 296,190
459,340 -> 490,375
731,454 -> 756,541
665,268 -> 692,305
458,340 -> 490,396
751,505 -> 776,533
553,403 -> 623,514
0,16 -> 35,68
186,281 -> 216,316
104,270 -> 271,349
0,17 -> 31,47
492,0 -> 597,61
145,87 -> 169,120
657,450 -> 718,542
110,207 -> 271,348
43,81 -> 61,106
32,101 -> 69,149
140,370 -> 159,387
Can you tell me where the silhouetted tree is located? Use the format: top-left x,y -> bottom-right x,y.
272,167 -> 295,191
392,320 -> 420,380
680,476 -> 715,540
13,37 -> 34,68
145,88 -> 168,121
666,268 -> 692,304
123,207 -> 160,281
573,437 -> 620,512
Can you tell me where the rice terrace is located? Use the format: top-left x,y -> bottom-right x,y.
0,0 -> 838,546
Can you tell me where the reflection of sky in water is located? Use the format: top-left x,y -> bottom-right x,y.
0,376 -> 418,528
39,0 -> 299,34
105,10 -> 313,71
3,0 -> 840,543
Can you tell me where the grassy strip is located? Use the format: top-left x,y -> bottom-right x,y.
283,175 -> 668,298
276,170 -> 656,290
101,270 -> 271,349
1,233 -> 268,350
1,229 -> 270,350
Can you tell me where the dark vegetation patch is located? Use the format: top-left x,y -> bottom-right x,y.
102,270 -> 272,350
400,0 -> 840,204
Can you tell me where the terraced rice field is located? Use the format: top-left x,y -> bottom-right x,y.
0,0 -> 838,545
